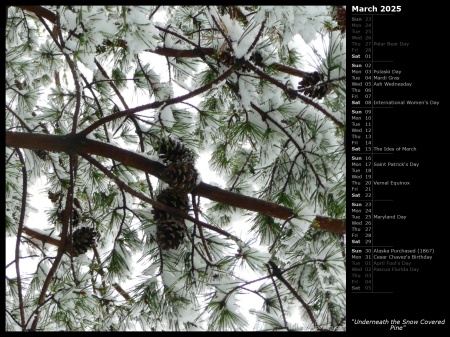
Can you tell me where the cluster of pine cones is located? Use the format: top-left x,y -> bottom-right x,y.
152,137 -> 199,250
297,71 -> 331,99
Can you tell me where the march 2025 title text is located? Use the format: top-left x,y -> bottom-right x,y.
352,6 -> 402,13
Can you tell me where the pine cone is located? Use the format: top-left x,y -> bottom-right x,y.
56,208 -> 81,227
70,227 -> 97,257
162,161 -> 199,192
298,71 -> 324,89
73,197 -> 82,210
156,137 -> 195,164
297,72 -> 331,99
151,187 -> 190,222
332,6 -> 346,33
250,51 -> 263,67
156,218 -> 187,250
48,191 -> 61,203
218,50 -> 234,67
303,83 -> 332,99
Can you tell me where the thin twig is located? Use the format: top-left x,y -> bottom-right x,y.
268,266 -> 288,328
6,106 -> 33,132
251,102 -> 326,189
29,183 -> 73,330
192,193 -> 213,262
38,15 -> 82,135
79,152 -> 243,245
245,17 -> 266,56
268,260 -> 319,329
92,246 -> 133,302
209,12 -> 233,52
78,62 -> 240,137
268,215 -> 296,253
15,149 -> 27,330
245,61 -> 344,128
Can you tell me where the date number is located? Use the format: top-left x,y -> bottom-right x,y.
380,6 -> 401,12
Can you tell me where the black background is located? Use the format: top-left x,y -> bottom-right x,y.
347,2 -> 447,334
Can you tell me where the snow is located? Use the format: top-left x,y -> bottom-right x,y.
60,8 -> 78,32
5,5 -> 346,331
233,25 -> 259,58
238,77 -> 252,109
159,105 -> 174,128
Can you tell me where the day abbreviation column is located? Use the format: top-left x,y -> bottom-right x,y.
349,11 -> 373,293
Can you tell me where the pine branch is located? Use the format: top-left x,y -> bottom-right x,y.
92,247 -> 133,303
92,59 -> 146,149
148,47 -> 326,83
78,60 -> 240,137
269,215 -> 296,253
209,12 -> 234,52
270,63 -> 309,78
267,260 -> 320,330
79,152 -> 243,244
268,267 -> 288,328
20,227 -> 134,303
312,215 -> 346,235
192,193 -> 213,262
16,6 -> 56,23
15,6 -> 331,83
229,149 -> 254,191
6,132 -> 292,220
22,227 -> 62,247
250,103 -> 326,190
196,181 -> 294,220
245,17 -> 266,56
149,48 -> 336,86
152,46 -> 216,58
245,61 -> 344,128
30,154 -> 78,331
15,149 -> 27,330
5,106 -> 33,133
37,14 -> 82,135
29,179 -> 74,331
6,131 -> 346,234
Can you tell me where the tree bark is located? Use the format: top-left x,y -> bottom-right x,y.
6,132 -> 293,219
22,227 -> 62,247
6,131 -> 346,234
16,6 -> 56,23
312,215 -> 346,235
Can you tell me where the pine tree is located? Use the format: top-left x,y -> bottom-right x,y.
6,6 -> 346,331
